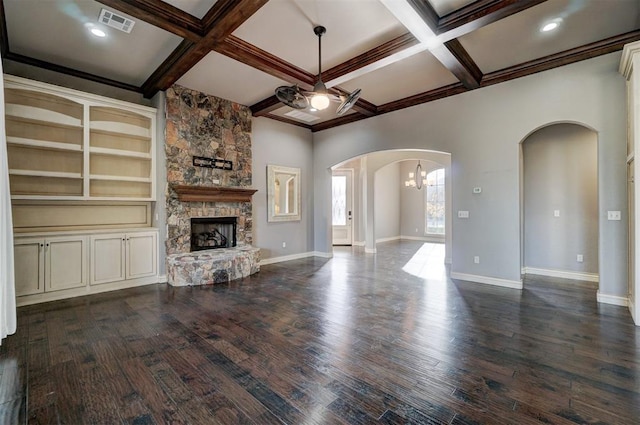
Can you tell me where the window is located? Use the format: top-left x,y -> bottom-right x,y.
332,175 -> 347,226
425,168 -> 445,235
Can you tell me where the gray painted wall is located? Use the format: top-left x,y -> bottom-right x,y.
252,117 -> 314,259
523,124 -> 598,274
312,52 -> 627,296
374,162 -> 400,240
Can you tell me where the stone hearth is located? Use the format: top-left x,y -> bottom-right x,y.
167,246 -> 260,286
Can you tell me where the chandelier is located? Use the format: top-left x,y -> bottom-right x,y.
404,161 -> 427,189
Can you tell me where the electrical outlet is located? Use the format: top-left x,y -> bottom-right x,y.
474,256 -> 480,264
415,228 -> 419,233
282,242 -> 286,248
607,211 -> 621,220
577,254 -> 583,263
554,210 -> 560,217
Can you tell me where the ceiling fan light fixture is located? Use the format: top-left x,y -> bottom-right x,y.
310,93 -> 330,110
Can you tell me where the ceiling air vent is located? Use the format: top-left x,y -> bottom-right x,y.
284,110 -> 320,123
98,9 -> 135,33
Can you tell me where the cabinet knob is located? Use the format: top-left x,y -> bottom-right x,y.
39,243 -> 44,248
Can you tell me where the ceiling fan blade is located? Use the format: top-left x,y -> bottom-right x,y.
336,88 -> 361,115
275,85 -> 309,109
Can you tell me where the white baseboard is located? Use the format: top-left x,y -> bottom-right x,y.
523,267 -> 599,282
400,235 -> 445,243
365,248 -> 377,254
596,290 -> 629,307
352,241 -> 365,247
450,272 -> 523,289
260,251 -> 333,265
376,236 -> 400,243
629,297 -> 638,325
157,274 -> 167,283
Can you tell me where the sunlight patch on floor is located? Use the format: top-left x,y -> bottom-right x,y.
402,243 -> 446,280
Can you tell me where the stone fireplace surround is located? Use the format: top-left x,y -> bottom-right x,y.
164,85 -> 260,286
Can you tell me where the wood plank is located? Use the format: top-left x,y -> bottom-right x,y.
171,185 -> 257,202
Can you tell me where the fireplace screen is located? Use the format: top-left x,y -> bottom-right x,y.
190,217 -> 237,251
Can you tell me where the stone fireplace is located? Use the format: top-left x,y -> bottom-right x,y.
164,85 -> 260,286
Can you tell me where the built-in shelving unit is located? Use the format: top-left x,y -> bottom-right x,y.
4,75 -> 156,201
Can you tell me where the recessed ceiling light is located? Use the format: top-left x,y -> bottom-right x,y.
541,18 -> 562,33
90,28 -> 106,37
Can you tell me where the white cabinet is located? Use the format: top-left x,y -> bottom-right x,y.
14,236 -> 87,297
15,228 -> 158,305
90,231 -> 157,285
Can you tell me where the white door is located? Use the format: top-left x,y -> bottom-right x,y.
332,169 -> 353,245
629,160 -> 635,303
91,233 -> 126,285
126,232 -> 157,280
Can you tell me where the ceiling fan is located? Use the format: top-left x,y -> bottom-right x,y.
275,26 -> 362,115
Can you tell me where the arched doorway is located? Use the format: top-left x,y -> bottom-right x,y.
521,123 -> 599,285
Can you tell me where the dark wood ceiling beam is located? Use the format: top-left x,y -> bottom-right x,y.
141,0 -> 268,98
377,82 -> 467,115
323,32 -> 420,84
95,0 -> 203,42
262,113 -> 313,130
4,52 -> 142,92
430,39 -> 482,89
216,36 -> 315,89
481,29 -> 640,87
0,0 -> 9,56
437,0 -> 547,42
311,113 -> 366,133
250,95 -> 281,116
405,0 -> 440,32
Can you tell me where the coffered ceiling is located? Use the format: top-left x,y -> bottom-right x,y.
1,0 -> 639,132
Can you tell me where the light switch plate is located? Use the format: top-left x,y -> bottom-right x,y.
554,210 -> 560,217
458,211 -> 469,218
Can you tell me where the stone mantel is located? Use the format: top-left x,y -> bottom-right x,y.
172,185 -> 258,203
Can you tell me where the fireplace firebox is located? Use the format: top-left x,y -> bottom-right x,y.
190,217 -> 237,252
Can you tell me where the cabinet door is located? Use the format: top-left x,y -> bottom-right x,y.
126,232 -> 157,280
45,236 -> 88,291
90,234 -> 126,285
14,238 -> 45,296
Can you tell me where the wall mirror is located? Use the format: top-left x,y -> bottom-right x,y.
267,165 -> 301,222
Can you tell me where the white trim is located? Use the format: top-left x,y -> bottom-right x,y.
352,240 -> 365,247
376,236 -> 400,243
445,257 -> 452,265
365,248 -> 377,254
596,291 -> 629,307
260,251 -> 333,265
450,272 -> 523,289
400,235 -> 445,243
523,267 -> 599,282
157,274 -> 167,283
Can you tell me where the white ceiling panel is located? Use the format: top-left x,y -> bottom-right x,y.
339,51 -> 458,105
163,0 -> 216,19
4,0 -> 183,87
458,0 -> 640,73
177,51 -> 290,106
232,0 -> 407,73
428,0 -> 476,17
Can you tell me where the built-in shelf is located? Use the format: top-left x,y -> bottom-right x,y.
6,104 -> 83,128
172,185 -> 258,202
9,169 -> 82,179
7,136 -> 82,152
90,121 -> 150,139
89,147 -> 150,159
5,75 -> 157,201
90,175 -> 151,183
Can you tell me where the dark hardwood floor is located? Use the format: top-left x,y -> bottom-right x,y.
1,240 -> 639,424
